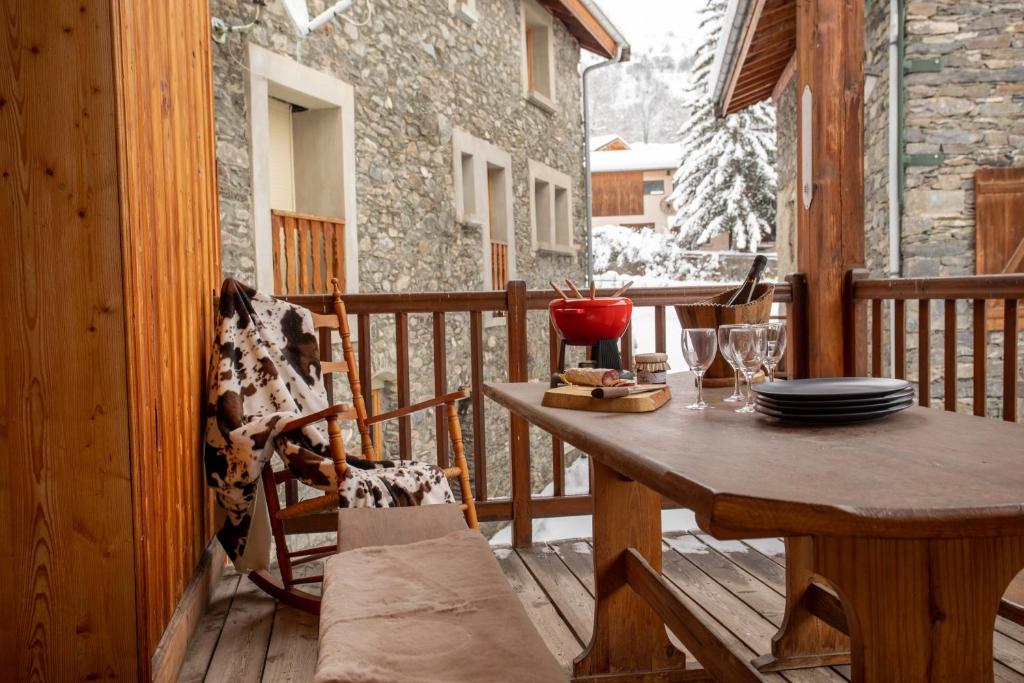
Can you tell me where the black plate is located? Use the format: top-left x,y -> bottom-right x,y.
752,377 -> 912,402
755,398 -> 914,424
755,387 -> 913,411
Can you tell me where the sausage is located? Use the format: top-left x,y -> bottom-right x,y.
563,368 -> 620,387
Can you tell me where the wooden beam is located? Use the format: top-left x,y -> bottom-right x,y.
539,0 -> 618,59
772,52 -> 798,103
795,0 -> 866,377
721,0 -> 769,115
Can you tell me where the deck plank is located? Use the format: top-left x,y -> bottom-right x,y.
202,576 -> 276,683
260,606 -> 319,682
518,544 -> 595,643
493,546 -> 583,671
176,572 -> 241,683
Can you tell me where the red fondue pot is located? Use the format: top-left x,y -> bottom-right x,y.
549,297 -> 633,347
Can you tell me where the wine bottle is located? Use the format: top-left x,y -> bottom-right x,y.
725,255 -> 768,306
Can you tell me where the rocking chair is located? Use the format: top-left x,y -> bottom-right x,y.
249,279 -> 478,613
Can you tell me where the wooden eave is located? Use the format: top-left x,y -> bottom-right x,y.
720,0 -> 796,115
538,0 -> 620,59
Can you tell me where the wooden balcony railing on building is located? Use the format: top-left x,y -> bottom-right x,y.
490,240 -> 509,289
271,209 -> 346,295
282,278 -> 803,548
847,270 -> 1024,422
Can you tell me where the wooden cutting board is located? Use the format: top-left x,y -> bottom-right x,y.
542,384 -> 672,413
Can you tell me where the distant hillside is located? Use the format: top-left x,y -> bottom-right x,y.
587,35 -> 695,144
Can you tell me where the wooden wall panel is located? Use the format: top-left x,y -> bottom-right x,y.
111,0 -> 221,675
592,171 -> 644,217
976,168 -> 1024,330
0,1 -> 140,679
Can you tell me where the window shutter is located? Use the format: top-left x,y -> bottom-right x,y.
976,167 -> 1024,330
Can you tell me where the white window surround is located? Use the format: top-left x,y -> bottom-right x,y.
528,159 -> 575,254
520,0 -> 557,113
247,44 -> 359,295
452,128 -> 517,292
448,0 -> 478,23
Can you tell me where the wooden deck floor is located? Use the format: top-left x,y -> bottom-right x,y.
179,532 -> 1024,682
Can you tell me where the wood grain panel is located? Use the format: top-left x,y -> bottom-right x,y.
976,168 -> 1024,331
592,171 -> 644,217
0,1 -> 139,678
111,0 -> 221,673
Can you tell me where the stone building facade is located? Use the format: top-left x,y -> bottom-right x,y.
774,0 -> 1023,415
209,0 -> 623,498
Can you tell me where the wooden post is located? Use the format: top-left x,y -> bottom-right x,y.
795,0 -> 866,377
843,269 -> 869,377
506,280 -> 533,547
785,273 -> 810,380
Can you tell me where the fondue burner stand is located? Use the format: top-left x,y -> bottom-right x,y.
556,338 -> 623,374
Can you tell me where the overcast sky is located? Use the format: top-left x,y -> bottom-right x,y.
593,0 -> 706,55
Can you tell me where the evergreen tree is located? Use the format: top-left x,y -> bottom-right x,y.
669,0 -> 777,253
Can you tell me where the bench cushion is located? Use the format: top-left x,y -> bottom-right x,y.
317,529 -> 567,683
337,503 -> 467,552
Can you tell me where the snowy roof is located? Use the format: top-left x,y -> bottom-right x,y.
590,142 -> 683,173
590,134 -> 627,151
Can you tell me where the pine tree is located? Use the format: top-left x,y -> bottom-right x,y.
669,0 -> 777,253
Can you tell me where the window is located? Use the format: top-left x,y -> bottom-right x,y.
449,0 -> 477,23
452,129 -> 517,297
522,0 -> 556,111
528,160 -> 574,253
644,179 -> 666,196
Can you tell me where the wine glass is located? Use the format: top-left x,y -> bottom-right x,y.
718,324 -> 749,402
729,326 -> 767,414
761,322 -> 788,383
681,328 -> 718,410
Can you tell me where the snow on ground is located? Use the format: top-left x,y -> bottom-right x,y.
489,455 -> 698,545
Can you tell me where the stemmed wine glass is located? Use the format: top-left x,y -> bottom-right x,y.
681,328 -> 718,410
761,321 -> 788,383
729,326 -> 767,414
718,323 -> 748,402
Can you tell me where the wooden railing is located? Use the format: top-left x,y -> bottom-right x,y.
847,270 -> 1024,422
282,278 -> 803,547
491,240 -> 509,289
271,209 -> 346,295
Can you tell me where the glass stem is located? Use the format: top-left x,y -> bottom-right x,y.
767,365 -> 775,383
696,371 -> 704,405
733,368 -> 740,395
745,372 -> 754,408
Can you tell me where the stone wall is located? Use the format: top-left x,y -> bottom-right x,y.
210,0 -> 592,498
864,0 -> 891,278
774,79 -> 797,279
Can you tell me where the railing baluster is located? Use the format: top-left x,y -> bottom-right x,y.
311,220 -> 323,293
356,313 -> 378,457
548,319 -> 564,497
323,223 -> 334,296
395,312 -> 412,459
1003,299 -> 1018,423
944,300 -> 956,412
271,212 -> 283,294
973,299 -> 986,417
894,299 -> 906,380
298,218 -> 311,294
871,299 -> 882,377
470,310 -> 487,501
507,281 -> 532,548
432,312 -> 449,468
654,305 -> 666,354
284,214 -> 297,295
334,221 -> 346,293
918,299 -> 931,406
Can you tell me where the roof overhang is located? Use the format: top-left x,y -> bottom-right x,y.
538,0 -> 628,60
709,0 -> 796,116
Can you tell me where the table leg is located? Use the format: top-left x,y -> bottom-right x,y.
573,459 -> 687,681
756,537 -> 851,671
813,535 -> 1024,682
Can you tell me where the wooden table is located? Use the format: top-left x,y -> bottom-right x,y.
484,374 -> 1024,683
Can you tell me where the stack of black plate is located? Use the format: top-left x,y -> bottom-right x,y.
752,378 -> 914,424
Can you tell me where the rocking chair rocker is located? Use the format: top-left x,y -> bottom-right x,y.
248,279 -> 478,613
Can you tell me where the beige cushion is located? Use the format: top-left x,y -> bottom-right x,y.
317,529 -> 567,683
337,503 -> 468,552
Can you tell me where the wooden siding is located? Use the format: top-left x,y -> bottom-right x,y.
976,168 -> 1024,330
112,0 -> 221,675
0,1 -> 220,679
592,171 -> 644,217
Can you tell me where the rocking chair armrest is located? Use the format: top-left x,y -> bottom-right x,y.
363,389 -> 470,426
280,404 -> 358,433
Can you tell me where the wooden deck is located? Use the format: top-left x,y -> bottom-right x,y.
179,532 -> 1024,682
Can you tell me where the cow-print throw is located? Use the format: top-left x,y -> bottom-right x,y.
205,279 -> 455,571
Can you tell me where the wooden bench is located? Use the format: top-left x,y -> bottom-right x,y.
316,506 -> 568,683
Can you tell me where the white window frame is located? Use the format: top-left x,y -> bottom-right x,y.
448,0 -> 478,23
452,129 -> 518,293
247,44 -> 359,295
528,159 -> 575,254
520,0 -> 557,113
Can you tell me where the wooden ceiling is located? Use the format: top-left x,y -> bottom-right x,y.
720,0 -> 796,115
538,0 -> 620,59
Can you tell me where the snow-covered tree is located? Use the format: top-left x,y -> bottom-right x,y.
669,0 -> 777,253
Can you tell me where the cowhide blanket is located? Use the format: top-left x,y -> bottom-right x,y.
205,279 -> 455,571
